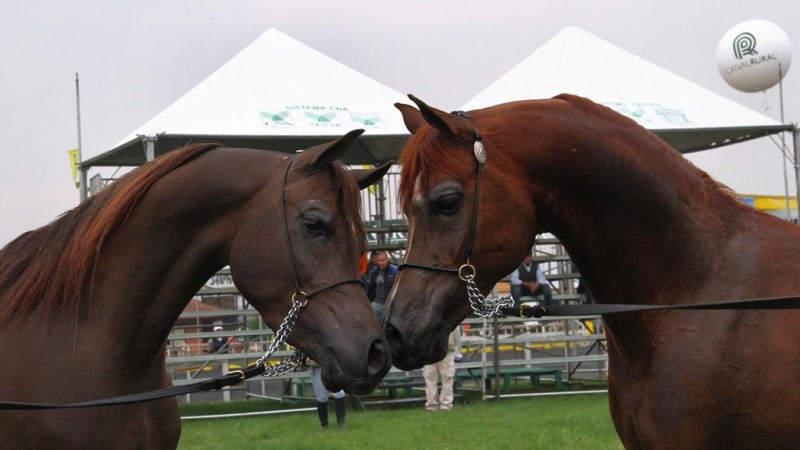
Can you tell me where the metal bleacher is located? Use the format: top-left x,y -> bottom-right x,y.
165,167 -> 608,405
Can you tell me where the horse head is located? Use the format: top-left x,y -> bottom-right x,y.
384,96 -> 536,369
229,130 -> 393,393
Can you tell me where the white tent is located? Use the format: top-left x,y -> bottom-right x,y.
462,27 -> 792,152
84,28 -> 409,167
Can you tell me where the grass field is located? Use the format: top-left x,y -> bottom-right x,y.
178,392 -> 623,450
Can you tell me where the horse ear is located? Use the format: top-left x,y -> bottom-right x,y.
303,129 -> 365,170
406,94 -> 474,140
350,161 -> 393,190
395,102 -> 426,134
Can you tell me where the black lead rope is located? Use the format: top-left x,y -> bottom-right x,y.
0,364 -> 266,410
514,294 -> 800,318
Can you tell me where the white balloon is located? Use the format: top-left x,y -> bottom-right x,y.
716,19 -> 792,92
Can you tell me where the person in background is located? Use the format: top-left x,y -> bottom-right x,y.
206,325 -> 231,354
577,277 -> 594,304
453,325 -> 466,363
360,250 -> 379,285
509,250 -> 553,307
308,358 -> 347,430
366,251 -> 397,317
422,330 -> 458,411
359,252 -> 369,282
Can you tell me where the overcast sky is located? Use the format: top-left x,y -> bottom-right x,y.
1,1 -> 798,246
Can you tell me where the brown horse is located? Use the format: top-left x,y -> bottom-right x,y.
384,95 -> 800,449
0,130 -> 392,449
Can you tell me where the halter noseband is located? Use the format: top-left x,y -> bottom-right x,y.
397,111 -> 512,318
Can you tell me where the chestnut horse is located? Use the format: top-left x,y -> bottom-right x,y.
384,95 -> 800,449
0,130 -> 392,449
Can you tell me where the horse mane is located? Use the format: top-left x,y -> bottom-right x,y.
555,94 -> 746,206
399,95 -> 744,212
0,143 -> 220,323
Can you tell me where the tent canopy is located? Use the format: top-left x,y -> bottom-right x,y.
462,27 -> 792,153
84,28 -> 410,167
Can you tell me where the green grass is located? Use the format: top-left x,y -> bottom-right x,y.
177,393 -> 623,450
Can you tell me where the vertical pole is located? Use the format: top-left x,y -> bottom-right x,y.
222,361 -> 231,402
794,127 -> 800,222
492,315 -> 500,399
480,319 -> 487,400
75,73 -> 88,202
778,63 -> 792,220
142,135 -> 157,162
375,179 -> 387,247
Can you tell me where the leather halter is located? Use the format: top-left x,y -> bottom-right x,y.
280,153 -> 364,301
398,110 -> 485,282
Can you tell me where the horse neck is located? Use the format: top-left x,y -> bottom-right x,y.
88,150 -> 280,361
507,119 -> 751,305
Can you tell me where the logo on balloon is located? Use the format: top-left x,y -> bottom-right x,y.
733,32 -> 758,60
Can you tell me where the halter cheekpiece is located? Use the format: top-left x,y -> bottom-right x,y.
398,111 -> 513,319
255,152 -> 365,376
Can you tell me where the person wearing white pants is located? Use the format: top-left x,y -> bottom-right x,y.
422,330 -> 458,411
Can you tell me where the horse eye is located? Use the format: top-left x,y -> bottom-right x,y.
433,194 -> 462,216
302,216 -> 328,236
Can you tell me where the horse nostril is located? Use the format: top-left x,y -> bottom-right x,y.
367,338 -> 391,378
384,322 -> 398,344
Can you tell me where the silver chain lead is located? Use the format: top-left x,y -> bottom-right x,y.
255,296 -> 306,377
463,274 -> 514,319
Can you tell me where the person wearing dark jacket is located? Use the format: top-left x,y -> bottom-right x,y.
366,251 -> 397,317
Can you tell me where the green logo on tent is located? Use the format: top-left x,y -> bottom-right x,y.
350,112 -> 385,129
303,111 -> 342,128
305,111 -> 337,123
260,111 -> 296,128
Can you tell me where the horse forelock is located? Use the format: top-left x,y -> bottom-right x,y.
399,129 -> 473,214
0,143 -> 220,324
325,161 -> 367,255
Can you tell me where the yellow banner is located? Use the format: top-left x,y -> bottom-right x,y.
68,148 -> 80,189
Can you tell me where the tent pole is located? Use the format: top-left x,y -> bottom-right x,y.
142,135 -> 157,162
75,73 -> 88,202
